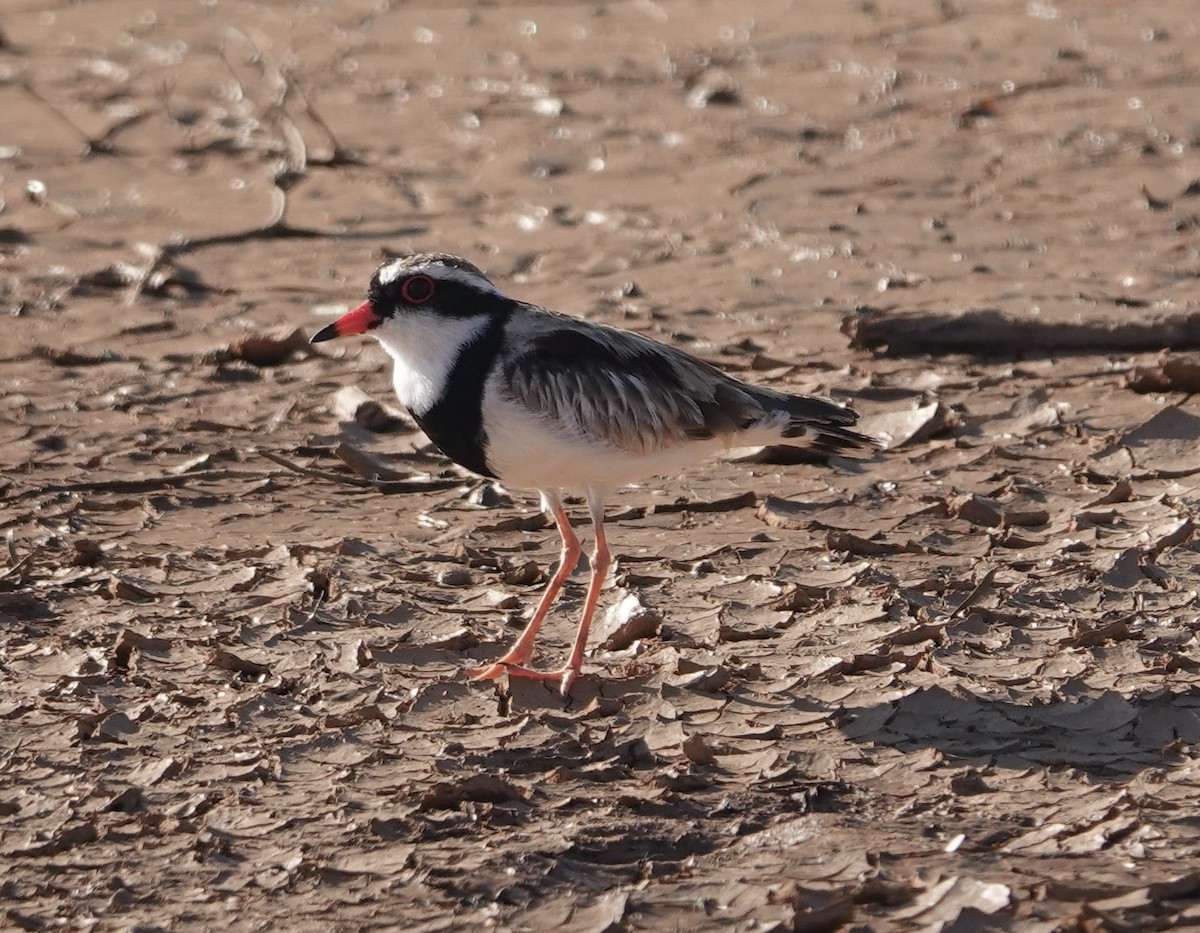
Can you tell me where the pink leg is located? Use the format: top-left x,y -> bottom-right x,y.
558,503 -> 609,695
479,497 -> 610,696
468,492 -> 580,680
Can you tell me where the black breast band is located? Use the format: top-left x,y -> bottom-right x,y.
411,312 -> 510,479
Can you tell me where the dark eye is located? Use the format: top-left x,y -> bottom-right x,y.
401,274 -> 435,304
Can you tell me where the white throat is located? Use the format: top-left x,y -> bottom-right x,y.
373,312 -> 492,416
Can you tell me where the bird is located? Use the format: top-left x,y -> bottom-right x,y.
311,252 -> 877,694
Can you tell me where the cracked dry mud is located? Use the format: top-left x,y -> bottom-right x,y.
4,1 -> 1200,930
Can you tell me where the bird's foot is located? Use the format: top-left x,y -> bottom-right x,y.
468,661 -> 580,696
466,645 -> 534,682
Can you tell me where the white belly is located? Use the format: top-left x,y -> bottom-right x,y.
480,387 -> 732,494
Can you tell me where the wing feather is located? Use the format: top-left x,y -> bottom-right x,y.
499,314 -> 877,456
500,323 -> 741,452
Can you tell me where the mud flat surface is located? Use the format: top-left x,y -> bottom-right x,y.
4,1 -> 1200,929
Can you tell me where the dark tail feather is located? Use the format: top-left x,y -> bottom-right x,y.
774,392 -> 880,457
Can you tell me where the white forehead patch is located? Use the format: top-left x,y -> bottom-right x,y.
377,257 -> 506,297
378,259 -> 406,286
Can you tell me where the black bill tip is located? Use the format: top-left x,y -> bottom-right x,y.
310,322 -> 340,344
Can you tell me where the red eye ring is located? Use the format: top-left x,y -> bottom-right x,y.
400,274 -> 435,304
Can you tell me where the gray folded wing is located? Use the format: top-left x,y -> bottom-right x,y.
499,312 -> 874,456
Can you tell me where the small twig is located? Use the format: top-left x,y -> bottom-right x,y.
123,244 -> 165,306
0,555 -> 33,582
124,219 -> 425,303
301,587 -> 327,626
217,42 -> 268,110
947,567 -> 998,620
20,79 -> 97,150
333,443 -> 413,482
268,106 -> 309,192
20,80 -> 142,155
24,179 -> 81,226
93,111 -> 149,153
258,448 -> 377,486
3,468 -> 284,504
257,449 -> 463,494
285,72 -> 366,166
162,222 -> 326,258
164,221 -> 428,259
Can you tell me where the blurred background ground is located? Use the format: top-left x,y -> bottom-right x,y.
3,1 -> 1200,929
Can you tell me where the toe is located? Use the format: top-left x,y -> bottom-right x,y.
467,663 -> 507,681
